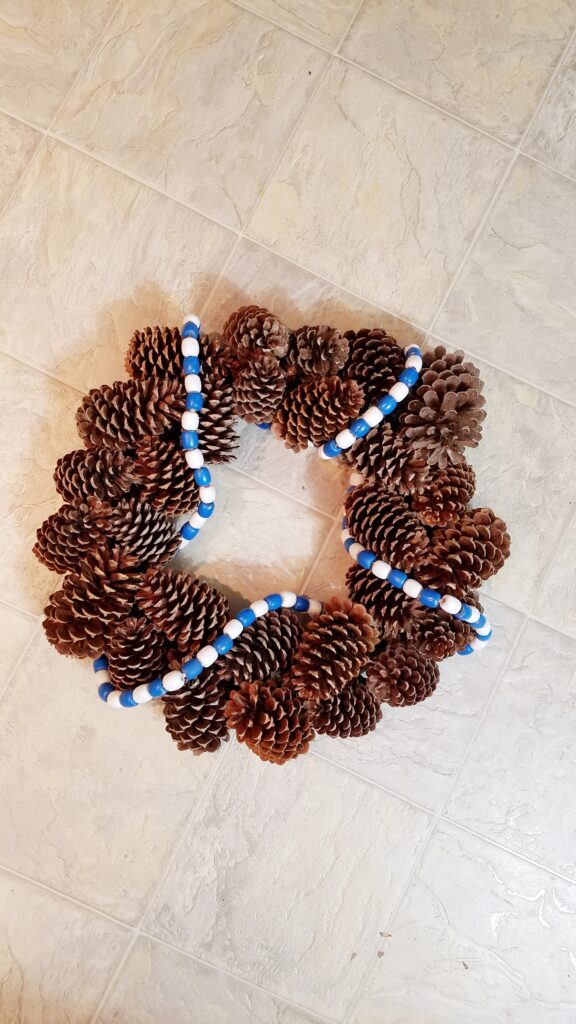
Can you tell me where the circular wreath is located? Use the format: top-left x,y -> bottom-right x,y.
34,306 -> 510,766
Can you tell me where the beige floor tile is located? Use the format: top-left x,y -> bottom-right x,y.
0,869 -> 130,1024
54,0 -> 327,229
145,742 -> 430,1018
352,823 -> 576,1024
235,0 -> 358,48
248,61 -> 509,325
0,631 -> 215,923
525,36 -> 576,177
0,138 -> 233,390
0,0 -> 116,127
0,605 -> 36,689
0,110 -> 39,205
532,525 -> 576,639
342,0 -> 576,145
436,158 -> 576,404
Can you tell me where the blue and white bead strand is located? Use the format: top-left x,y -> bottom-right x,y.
318,344 -> 423,461
95,592 -> 323,708
178,314 -> 215,550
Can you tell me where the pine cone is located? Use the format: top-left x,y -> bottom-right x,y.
346,564 -> 414,639
367,642 -> 439,706
232,355 -> 286,424
163,671 -> 231,754
88,497 -> 179,568
313,678 -> 382,738
34,504 -> 103,575
136,570 -> 229,660
399,347 -> 486,467
290,597 -> 379,701
345,482 -> 429,572
133,437 -> 198,516
215,609 -> 301,683
418,507 -> 510,595
411,460 -> 476,527
105,616 -> 167,689
76,379 -> 183,450
198,370 -> 238,463
43,548 -> 143,658
222,305 -> 289,361
125,325 -> 182,379
54,448 -> 139,506
272,376 -> 364,452
344,423 -> 431,496
408,602 -> 476,660
287,325 -> 349,377
225,681 -> 314,764
345,329 -> 407,405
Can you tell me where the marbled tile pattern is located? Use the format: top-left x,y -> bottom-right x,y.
0,1 -> 575,1020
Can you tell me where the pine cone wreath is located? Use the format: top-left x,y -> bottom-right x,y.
222,305 -> 289,362
105,616 -> 167,689
418,507 -> 511,595
344,424 -> 431,497
345,482 -> 429,572
345,329 -> 407,405
215,609 -> 301,684
125,325 -> 182,379
87,497 -> 179,568
163,670 -> 231,754
367,642 -> 439,707
133,437 -> 198,516
287,325 -> 349,378
411,460 -> 476,527
346,564 -> 414,639
313,678 -> 382,738
225,681 -> 314,764
272,376 -> 364,452
197,370 -> 238,463
54,447 -> 139,506
232,355 -> 286,424
290,597 -> 379,701
34,503 -> 103,575
136,570 -> 229,660
76,378 -> 183,450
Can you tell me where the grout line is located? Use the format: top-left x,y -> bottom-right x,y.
310,748 -> 433,818
198,233 -> 244,322
0,346 -> 86,396
229,0 -> 332,55
0,860 -> 134,932
520,148 -> 576,189
334,0 -> 368,56
298,515 -> 340,593
0,596 -> 40,622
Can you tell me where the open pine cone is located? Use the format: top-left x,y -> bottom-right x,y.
287,325 -> 349,377
136,570 -> 229,662
367,642 -> 439,707
225,681 -> 314,764
232,354 -> 286,424
105,616 -> 167,689
345,329 -> 407,406
134,438 -> 199,516
418,508 -> 510,595
222,305 -> 289,362
214,609 -> 301,684
164,671 -> 231,754
76,378 -> 183,450
313,678 -> 382,738
345,482 -> 429,572
272,376 -> 364,452
54,447 -> 139,507
344,423 -> 430,496
290,597 -> 378,701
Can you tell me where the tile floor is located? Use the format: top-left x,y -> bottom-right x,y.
0,2 -> 575,1021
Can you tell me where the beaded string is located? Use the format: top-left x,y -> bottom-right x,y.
96,593 -> 322,707
178,314 -> 215,549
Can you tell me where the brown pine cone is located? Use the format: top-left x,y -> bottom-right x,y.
125,325 -> 182,379
163,671 -> 231,754
345,329 -> 407,405
272,376 -> 364,452
197,370 -> 238,463
399,347 -> 486,467
105,616 -> 167,689
136,570 -> 229,660
313,678 -> 382,738
87,497 -> 179,569
345,481 -> 429,573
418,507 -> 511,595
232,354 -> 286,424
54,448 -> 139,506
344,423 -> 431,496
291,597 -> 379,701
367,642 -> 439,706
409,602 -> 476,660
214,609 -> 301,684
222,305 -> 289,361
34,504 -> 102,575
346,564 -> 414,639
411,461 -> 476,527
225,681 -> 314,764
76,378 -> 183,450
287,325 -> 349,377
43,548 -> 143,658
133,437 -> 198,516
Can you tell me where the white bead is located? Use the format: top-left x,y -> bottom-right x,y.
199,485 -> 215,503
196,645 -> 218,668
107,691 -> 122,708
362,406 -> 384,428
182,337 -> 200,357
132,684 -> 154,704
185,373 -> 202,393
390,381 -> 409,402
183,314 -> 201,328
440,594 -> 461,615
403,579 -> 422,599
163,670 -> 187,693
467,605 -> 481,623
223,619 -> 243,639
470,636 -> 487,652
307,599 -> 323,615
185,449 -> 204,469
182,410 -> 199,431
475,621 -> 492,637
341,529 -> 352,543
334,428 -> 355,450
372,560 -> 391,580
178,535 -> 190,550
405,354 -> 423,372
188,510 -> 206,528
280,591 -> 297,607
95,668 -> 110,682
318,446 -> 331,460
250,599 -> 269,618
349,471 -> 364,487
349,542 -> 364,561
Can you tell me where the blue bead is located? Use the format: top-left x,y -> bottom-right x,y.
198,501 -> 214,518
93,655 -> 108,673
357,550 -> 377,570
186,392 -> 204,411
182,657 -> 203,681
257,422 -> 272,430
214,634 -> 234,655
183,355 -> 201,374
399,367 -> 419,387
455,604 -> 473,622
237,607 -> 256,627
180,522 -> 199,541
475,614 -> 487,629
406,345 -> 421,358
323,440 -> 343,458
194,467 -> 211,487
377,394 -> 397,415
98,682 -> 114,701
182,321 -> 200,338
388,569 -> 408,588
294,596 -> 310,612
420,588 -> 441,608
265,593 -> 283,611
181,430 -> 199,450
148,678 -> 166,697
119,690 -> 138,708
344,537 -> 355,552
474,630 -> 492,642
457,644 -> 474,656
349,418 -> 371,439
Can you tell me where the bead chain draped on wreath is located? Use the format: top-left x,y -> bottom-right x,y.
35,305 -> 510,765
